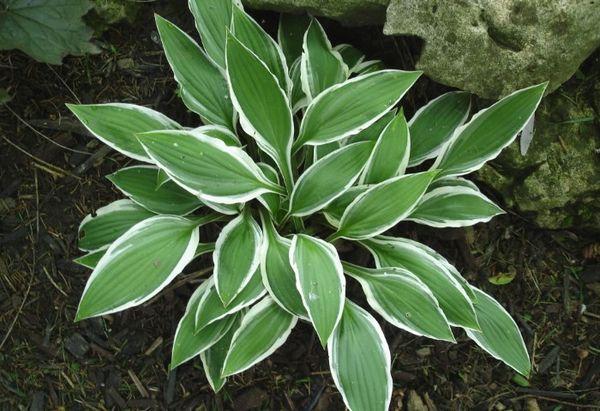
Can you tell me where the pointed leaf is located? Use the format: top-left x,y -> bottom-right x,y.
76,216 -> 199,320
433,83 -> 547,177
289,57 -> 308,112
289,142 -> 373,217
329,300 -> 392,411
222,297 -> 297,376
334,44 -> 365,73
195,272 -> 266,331
226,32 -> 294,188
408,91 -> 471,167
260,216 -> 308,318
192,125 -> 240,147
295,70 -> 420,149
343,263 -> 454,341
78,199 -> 155,251
74,247 -> 108,269
200,315 -> 240,392
138,130 -> 281,204
335,171 -> 436,240
361,236 -> 478,329
428,176 -> 480,192
300,19 -> 348,100
214,212 -> 262,305
107,166 -> 203,215
232,6 -> 290,94
277,13 -> 310,67
466,287 -> 531,376
408,186 -> 504,228
171,282 -> 238,369
361,112 -> 410,184
188,0 -> 237,68
67,103 -> 181,162
289,234 -> 345,345
155,15 -> 234,130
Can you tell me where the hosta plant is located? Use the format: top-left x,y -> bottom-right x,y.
69,2 -> 546,409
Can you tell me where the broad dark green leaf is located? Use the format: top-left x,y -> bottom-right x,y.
78,199 -> 155,251
76,216 -> 199,320
214,212 -> 262,305
335,171 -> 436,240
171,281 -> 238,369
408,91 -> 471,167
434,83 -> 547,177
408,186 -> 504,227
155,15 -> 234,130
329,300 -> 392,411
361,112 -> 410,184
221,297 -> 297,376
107,166 -> 202,215
277,13 -> 310,67
232,6 -> 290,93
188,0 -> 237,68
343,263 -> 454,341
226,32 -> 294,190
295,70 -> 420,149
138,130 -> 281,204
361,236 -> 479,329
260,216 -> 307,318
466,287 -> 531,376
289,142 -> 373,216
300,19 -> 348,100
290,234 -> 345,346
200,316 -> 240,392
67,103 -> 181,162
195,272 -> 265,332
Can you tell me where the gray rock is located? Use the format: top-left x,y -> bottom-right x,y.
384,0 -> 600,99
475,79 -> 600,231
242,0 -> 388,26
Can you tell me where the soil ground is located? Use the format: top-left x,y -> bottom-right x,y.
1,2 -> 599,410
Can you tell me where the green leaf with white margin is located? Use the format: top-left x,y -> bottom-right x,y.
289,58 -> 308,113
257,163 -> 282,218
322,185 -> 369,227
300,18 -> 348,101
342,262 -> 454,342
408,185 -> 504,228
171,281 -> 238,369
214,211 -> 262,305
347,110 -> 396,144
428,176 -> 480,192
433,83 -> 547,178
67,103 -> 181,162
408,91 -> 471,167
466,287 -> 531,376
289,234 -> 345,346
329,300 -> 392,411
188,0 -> 239,68
313,141 -> 341,162
289,142 -> 373,217
226,32 -> 295,191
361,111 -> 410,184
259,215 -> 308,318
334,171 -> 436,240
74,246 -> 108,269
231,5 -> 291,94
221,297 -> 297,377
156,169 -> 170,188
294,70 -> 421,150
200,315 -> 240,392
277,13 -> 311,67
155,15 -> 234,130
107,166 -> 203,215
192,125 -> 240,147
138,130 -> 282,204
195,272 -> 266,332
76,216 -> 199,320
360,236 -> 479,329
78,199 -> 155,251
334,44 -> 365,73
355,59 -> 386,75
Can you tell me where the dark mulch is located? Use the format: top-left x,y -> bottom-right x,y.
1,2 -> 598,410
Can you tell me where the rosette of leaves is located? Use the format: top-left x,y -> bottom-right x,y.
69,2 -> 546,409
